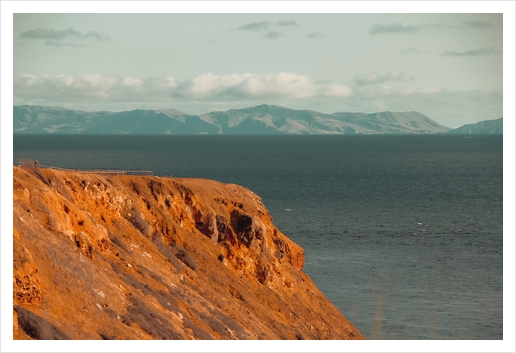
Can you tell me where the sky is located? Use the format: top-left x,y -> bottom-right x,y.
11,10 -> 504,128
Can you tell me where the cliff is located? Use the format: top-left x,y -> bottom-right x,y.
13,166 -> 364,340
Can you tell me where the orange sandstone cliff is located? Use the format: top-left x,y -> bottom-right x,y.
13,166 -> 364,340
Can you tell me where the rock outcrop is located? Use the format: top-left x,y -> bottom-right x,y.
13,166 -> 364,340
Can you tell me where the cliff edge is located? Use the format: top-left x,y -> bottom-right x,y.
13,166 -> 364,340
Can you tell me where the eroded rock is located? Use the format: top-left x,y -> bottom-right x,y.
12,166 -> 364,340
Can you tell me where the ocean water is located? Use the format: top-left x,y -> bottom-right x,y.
13,134 -> 503,340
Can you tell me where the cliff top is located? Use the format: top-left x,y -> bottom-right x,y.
12,166 -> 364,342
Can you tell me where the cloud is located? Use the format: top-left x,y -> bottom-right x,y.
21,27 -> 82,40
420,23 -> 448,29
462,20 -> 491,29
370,20 -> 493,36
399,48 -> 428,54
82,31 -> 109,41
14,73 -> 353,103
44,40 -> 88,48
352,71 -> 404,86
276,20 -> 298,27
14,74 -> 118,100
20,27 -> 109,42
232,21 -> 273,31
233,21 -> 299,32
121,77 -> 144,89
440,46 -> 498,57
349,71 -> 451,105
369,23 -> 419,35
305,32 -> 324,39
356,85 -> 443,98
173,73 -> 352,99
263,31 -> 283,40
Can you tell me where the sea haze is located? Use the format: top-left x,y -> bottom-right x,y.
13,134 -> 503,340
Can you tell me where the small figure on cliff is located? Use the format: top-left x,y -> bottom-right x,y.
34,160 -> 40,168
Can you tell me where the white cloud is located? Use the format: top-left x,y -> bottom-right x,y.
177,72 -> 352,99
418,86 -> 441,95
343,71 -> 444,101
354,82 -> 442,98
121,77 -> 143,89
386,70 -> 403,81
352,70 -> 405,86
321,83 -> 352,98
354,72 -> 382,85
157,76 -> 177,88
14,73 -> 353,103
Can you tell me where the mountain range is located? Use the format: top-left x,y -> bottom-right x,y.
13,105 -> 502,135
445,117 -> 503,134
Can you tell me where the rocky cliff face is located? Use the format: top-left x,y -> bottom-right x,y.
13,166 -> 364,340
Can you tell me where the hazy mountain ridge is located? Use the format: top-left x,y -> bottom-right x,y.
12,104 -> 473,134
13,106 -> 219,135
446,118 -> 503,134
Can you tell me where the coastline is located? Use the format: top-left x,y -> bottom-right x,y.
13,166 -> 364,340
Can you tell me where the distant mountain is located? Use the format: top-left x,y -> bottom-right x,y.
200,105 -> 450,134
13,105 -> 219,134
446,118 -> 503,134
13,104 -> 451,135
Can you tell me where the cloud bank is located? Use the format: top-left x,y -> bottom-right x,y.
370,21 -> 491,35
233,21 -> 273,32
399,48 -> 428,54
352,70 -> 405,86
369,23 -> 419,35
20,27 -> 109,41
440,46 -> 498,57
13,71 -> 477,105
263,31 -> 283,40
305,32 -> 324,39
14,73 -> 352,103
44,40 -> 88,48
233,21 -> 299,32
19,27 -> 109,47
276,20 -> 298,27
462,20 -> 491,29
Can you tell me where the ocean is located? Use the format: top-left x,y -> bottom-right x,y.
13,134 -> 503,340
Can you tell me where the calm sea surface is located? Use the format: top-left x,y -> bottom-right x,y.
13,134 -> 503,340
